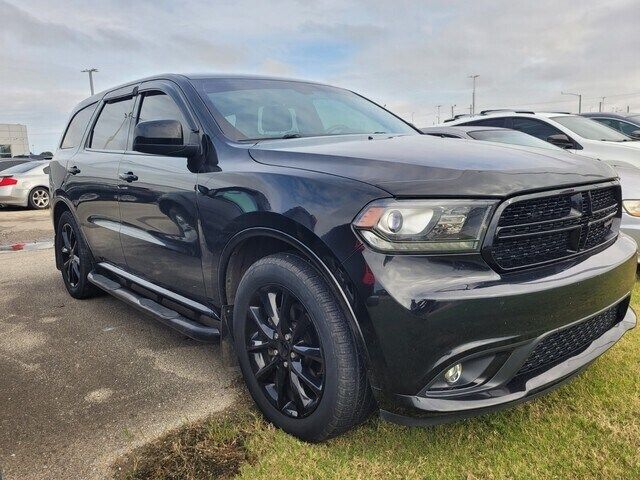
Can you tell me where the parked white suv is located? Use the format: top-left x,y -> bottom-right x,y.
446,111 -> 640,169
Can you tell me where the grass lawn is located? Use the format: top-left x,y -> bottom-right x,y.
117,283 -> 640,479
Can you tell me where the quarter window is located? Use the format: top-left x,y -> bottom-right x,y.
60,104 -> 96,149
460,118 -> 507,128
89,98 -> 134,151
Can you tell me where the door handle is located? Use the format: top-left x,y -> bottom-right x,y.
119,172 -> 138,183
68,165 -> 81,175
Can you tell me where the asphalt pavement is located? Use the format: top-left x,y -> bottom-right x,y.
0,246 -> 238,479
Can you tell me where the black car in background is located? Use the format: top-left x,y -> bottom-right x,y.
581,112 -> 640,139
0,158 -> 32,172
49,74 -> 637,441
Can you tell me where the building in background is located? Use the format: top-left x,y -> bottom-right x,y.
0,124 -> 29,158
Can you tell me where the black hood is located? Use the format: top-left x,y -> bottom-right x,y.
249,134 -> 617,197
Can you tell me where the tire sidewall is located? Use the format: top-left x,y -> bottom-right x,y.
233,255 -> 345,440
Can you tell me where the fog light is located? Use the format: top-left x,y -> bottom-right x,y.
444,363 -> 462,384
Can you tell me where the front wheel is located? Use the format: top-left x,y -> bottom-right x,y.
233,253 -> 374,441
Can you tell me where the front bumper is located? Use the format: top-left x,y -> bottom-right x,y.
341,233 -> 637,422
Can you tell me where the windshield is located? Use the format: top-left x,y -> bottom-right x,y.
467,129 -> 560,149
192,78 -> 416,141
1,161 -> 47,174
552,116 -> 631,141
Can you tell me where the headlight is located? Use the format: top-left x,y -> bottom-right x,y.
353,199 -> 496,253
623,200 -> 640,217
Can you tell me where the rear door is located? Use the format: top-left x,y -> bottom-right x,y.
117,80 -> 206,303
65,87 -> 136,266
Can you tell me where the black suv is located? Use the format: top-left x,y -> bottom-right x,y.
50,74 -> 637,441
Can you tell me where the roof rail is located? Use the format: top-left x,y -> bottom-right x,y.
479,109 -> 535,115
548,111 -> 572,115
443,113 -> 472,123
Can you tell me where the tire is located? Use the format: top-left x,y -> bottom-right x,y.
233,252 -> 374,441
28,187 -> 50,209
56,211 -> 100,299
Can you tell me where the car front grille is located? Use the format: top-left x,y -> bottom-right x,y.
516,303 -> 623,376
486,184 -> 620,271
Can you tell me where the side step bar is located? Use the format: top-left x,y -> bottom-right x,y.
88,271 -> 220,342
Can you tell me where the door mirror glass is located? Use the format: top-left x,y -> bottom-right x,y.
132,119 -> 197,157
547,133 -> 574,149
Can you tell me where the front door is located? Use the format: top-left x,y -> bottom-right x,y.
117,82 -> 206,303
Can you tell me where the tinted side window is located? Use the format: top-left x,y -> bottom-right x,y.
598,118 -> 637,135
89,98 -> 134,151
510,117 -> 562,140
137,92 -> 187,132
60,104 -> 96,149
460,118 -> 506,128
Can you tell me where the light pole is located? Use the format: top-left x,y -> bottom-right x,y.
81,68 -> 98,95
561,91 -> 582,113
451,104 -> 456,118
599,96 -> 606,112
468,74 -> 479,114
436,104 -> 442,124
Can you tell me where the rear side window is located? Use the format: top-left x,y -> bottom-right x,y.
460,118 -> 507,128
510,117 -> 562,140
89,98 -> 135,151
60,104 -> 96,149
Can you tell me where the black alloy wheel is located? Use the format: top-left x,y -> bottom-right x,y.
56,210 -> 99,299
234,252 -> 375,441
245,285 -> 325,418
60,223 -> 81,288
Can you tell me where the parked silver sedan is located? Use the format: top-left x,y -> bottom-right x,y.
0,161 -> 50,209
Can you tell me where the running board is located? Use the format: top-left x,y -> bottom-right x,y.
88,271 -> 220,342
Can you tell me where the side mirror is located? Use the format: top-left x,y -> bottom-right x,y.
628,129 -> 640,140
132,120 -> 199,157
547,133 -> 574,149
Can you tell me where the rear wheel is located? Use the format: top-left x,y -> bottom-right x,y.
233,252 -> 374,441
56,211 -> 99,299
28,187 -> 50,209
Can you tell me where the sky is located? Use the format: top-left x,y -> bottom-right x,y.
1,0 -> 639,153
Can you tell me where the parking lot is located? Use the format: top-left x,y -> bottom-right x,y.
0,210 -> 238,479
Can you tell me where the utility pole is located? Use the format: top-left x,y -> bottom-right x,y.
468,74 -> 479,114
561,91 -> 582,113
81,68 -> 98,95
436,104 -> 442,124
451,104 -> 456,117
599,96 -> 606,112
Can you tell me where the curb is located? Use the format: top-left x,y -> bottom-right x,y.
0,240 -> 54,252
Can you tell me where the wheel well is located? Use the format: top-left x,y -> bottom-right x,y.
53,201 -> 71,230
224,235 -> 296,305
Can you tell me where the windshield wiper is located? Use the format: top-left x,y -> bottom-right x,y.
281,133 -> 303,139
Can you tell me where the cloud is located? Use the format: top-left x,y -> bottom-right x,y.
0,0 -> 639,151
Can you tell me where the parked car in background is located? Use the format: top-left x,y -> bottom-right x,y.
615,164 -> 640,258
422,125 -> 640,257
0,158 -> 32,172
50,74 -> 636,441
446,111 -> 640,169
0,161 -> 50,209
581,112 -> 640,139
421,125 -> 560,149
